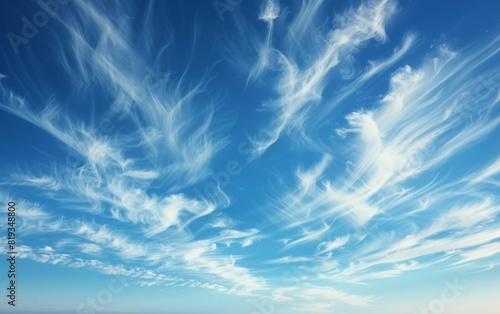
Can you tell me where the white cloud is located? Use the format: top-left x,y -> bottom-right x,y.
80,243 -> 103,255
247,0 -> 398,157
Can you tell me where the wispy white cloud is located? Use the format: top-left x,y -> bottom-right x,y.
269,284 -> 375,311
247,0 -> 280,83
0,0 -> 262,291
259,32 -> 500,289
318,32 -> 417,120
79,243 -> 103,255
454,242 -> 500,265
288,0 -> 324,41
266,256 -> 315,264
316,235 -> 350,255
0,0 -> 498,312
247,0 -> 398,157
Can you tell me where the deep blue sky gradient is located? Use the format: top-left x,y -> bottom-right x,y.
0,0 -> 499,313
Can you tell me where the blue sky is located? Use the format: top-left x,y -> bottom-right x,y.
0,0 -> 499,313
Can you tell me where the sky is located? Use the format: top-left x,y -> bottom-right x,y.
0,0 -> 499,313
